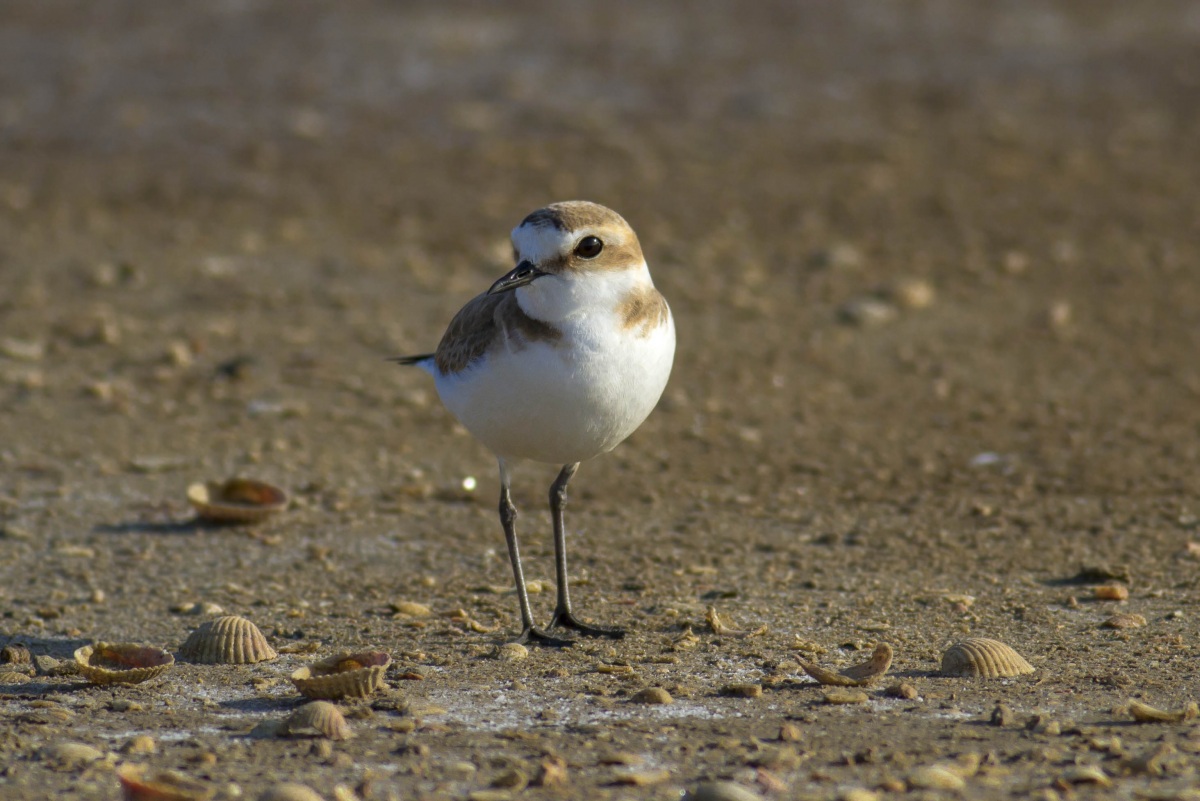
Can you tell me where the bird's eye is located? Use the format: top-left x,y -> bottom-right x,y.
574,236 -> 603,259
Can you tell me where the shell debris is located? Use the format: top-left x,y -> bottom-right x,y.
187,478 -> 288,524
940,638 -> 1034,678
74,643 -> 174,685
291,651 -> 391,700
180,615 -> 278,664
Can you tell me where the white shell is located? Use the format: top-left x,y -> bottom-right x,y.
290,651 -> 390,700
180,616 -> 277,664
74,643 -> 174,685
940,638 -> 1034,678
187,478 -> 288,523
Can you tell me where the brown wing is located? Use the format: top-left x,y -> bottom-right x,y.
434,292 -> 562,375
434,292 -> 505,375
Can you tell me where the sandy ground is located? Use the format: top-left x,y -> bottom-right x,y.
2,2 -> 1200,799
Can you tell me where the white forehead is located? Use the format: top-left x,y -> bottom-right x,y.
511,222 -> 576,264
510,201 -> 634,263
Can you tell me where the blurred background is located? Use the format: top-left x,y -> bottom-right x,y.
2,1 -> 1197,509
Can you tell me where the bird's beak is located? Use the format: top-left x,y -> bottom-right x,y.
487,260 -> 546,295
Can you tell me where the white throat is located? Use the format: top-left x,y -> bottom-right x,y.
516,264 -> 652,324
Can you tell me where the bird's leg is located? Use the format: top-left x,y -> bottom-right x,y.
546,462 -> 625,638
497,459 -> 574,647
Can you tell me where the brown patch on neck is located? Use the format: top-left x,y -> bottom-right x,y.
617,284 -> 670,336
435,291 -> 561,375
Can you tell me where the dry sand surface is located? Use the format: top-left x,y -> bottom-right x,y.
2,2 -> 1200,799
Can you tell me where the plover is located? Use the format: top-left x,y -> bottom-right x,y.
395,201 -> 675,645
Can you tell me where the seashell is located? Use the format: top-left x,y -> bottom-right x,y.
116,764 -> 215,801
940,638 -> 1034,678
0,670 -> 31,684
280,701 -> 352,740
259,784 -> 325,801
187,478 -> 288,524
180,616 -> 277,664
290,651 -> 391,700
74,643 -> 174,685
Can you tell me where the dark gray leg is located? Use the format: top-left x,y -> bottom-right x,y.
546,463 -> 625,638
497,459 -> 573,647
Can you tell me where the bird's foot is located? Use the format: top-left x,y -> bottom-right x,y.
548,609 -> 626,639
513,626 -> 576,648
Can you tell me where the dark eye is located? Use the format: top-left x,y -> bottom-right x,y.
574,236 -> 603,259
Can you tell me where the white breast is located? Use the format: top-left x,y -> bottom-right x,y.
434,305 -> 675,465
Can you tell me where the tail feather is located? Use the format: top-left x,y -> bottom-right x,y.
390,353 -> 435,366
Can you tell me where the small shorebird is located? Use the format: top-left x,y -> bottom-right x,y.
395,201 -> 675,645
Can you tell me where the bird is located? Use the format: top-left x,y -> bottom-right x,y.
394,201 -> 675,645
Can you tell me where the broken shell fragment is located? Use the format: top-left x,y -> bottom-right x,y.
281,701 -> 352,740
116,763 -> 215,801
940,638 -> 1034,678
187,478 -> 288,523
74,643 -> 174,685
1126,700 -> 1199,724
180,616 -> 277,664
290,651 -> 391,700
705,606 -> 767,638
840,642 -> 893,682
799,642 -> 893,686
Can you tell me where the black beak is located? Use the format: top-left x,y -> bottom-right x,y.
487,260 -> 546,295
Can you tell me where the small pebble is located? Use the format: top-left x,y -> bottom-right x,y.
685,781 -> 762,801
720,683 -> 763,698
495,643 -> 528,662
121,735 -> 157,755
1057,765 -> 1110,787
259,783 -> 326,801
838,297 -> 897,327
612,769 -> 671,786
991,702 -> 1015,726
631,687 -> 673,705
390,601 -> 432,617
907,765 -> 965,791
823,689 -> 869,705
41,742 -> 105,771
838,788 -> 881,801
1094,585 -> 1129,601
1102,613 -> 1147,629
885,682 -> 918,700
